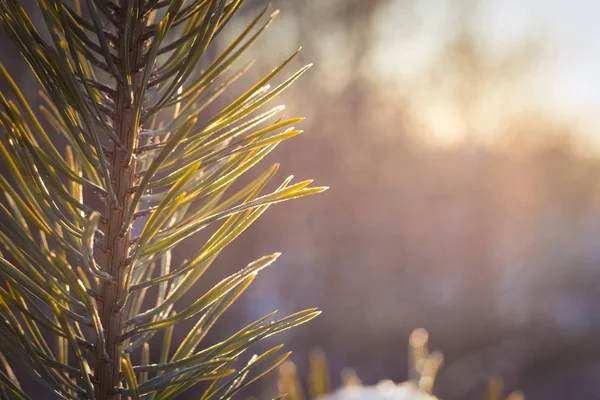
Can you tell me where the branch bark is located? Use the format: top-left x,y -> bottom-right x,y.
93,6 -> 145,399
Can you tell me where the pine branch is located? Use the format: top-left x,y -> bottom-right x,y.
0,0 -> 326,398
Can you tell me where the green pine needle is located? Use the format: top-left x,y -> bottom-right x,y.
0,0 -> 325,398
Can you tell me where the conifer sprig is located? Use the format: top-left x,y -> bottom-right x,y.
0,1 -> 325,398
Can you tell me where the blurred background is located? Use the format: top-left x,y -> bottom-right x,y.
5,0 -> 600,399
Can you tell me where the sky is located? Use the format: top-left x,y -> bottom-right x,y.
372,0 -> 600,148
484,0 -> 600,127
